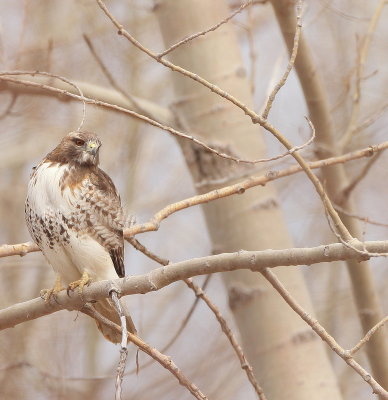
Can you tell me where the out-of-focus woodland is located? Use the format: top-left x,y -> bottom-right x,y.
0,1 -> 387,399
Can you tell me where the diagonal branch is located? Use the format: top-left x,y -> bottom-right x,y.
2,140 -> 387,260
95,0 -> 352,244
262,0 -> 303,119
82,304 -> 208,400
349,316 -> 388,356
261,268 -> 387,398
0,73 -> 175,126
0,73 -> 310,166
128,238 -> 266,399
157,1 -> 252,58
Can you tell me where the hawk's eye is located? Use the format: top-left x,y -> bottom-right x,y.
74,139 -> 85,146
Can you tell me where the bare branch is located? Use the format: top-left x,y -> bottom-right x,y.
184,278 -> 267,400
1,242 -> 387,395
0,70 -> 86,131
349,317 -> 388,356
1,239 -> 388,332
95,0 -> 353,243
128,239 -> 266,398
341,151 -> 384,201
262,0 -> 303,119
334,204 -> 388,228
82,34 -> 150,118
0,73 -> 175,126
2,141 -> 387,260
127,237 -> 170,265
110,291 -> 128,400
0,241 -> 39,258
157,1 -> 252,58
339,0 -> 387,149
0,73 -> 310,166
82,305 -> 208,400
261,268 -> 388,398
324,207 -> 388,259
124,276 -> 211,376
123,141 -> 387,237
351,103 -> 388,135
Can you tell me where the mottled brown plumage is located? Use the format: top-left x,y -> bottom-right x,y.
25,131 -> 136,342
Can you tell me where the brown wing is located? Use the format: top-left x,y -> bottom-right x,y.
85,168 -> 125,278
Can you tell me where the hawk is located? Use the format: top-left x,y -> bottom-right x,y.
25,131 -> 136,343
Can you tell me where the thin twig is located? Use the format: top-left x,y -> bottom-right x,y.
341,151 -> 384,200
127,237 -> 169,265
110,290 -> 128,400
262,0 -> 303,119
339,0 -> 387,149
0,93 -> 18,119
349,316 -> 388,356
351,103 -> 388,135
324,206 -> 387,259
0,70 -> 86,131
184,278 -> 267,399
125,276 -> 211,376
334,203 -> 388,228
157,1 -> 252,58
246,5 -> 257,95
261,268 -> 388,398
231,0 -> 267,7
82,34 -> 149,117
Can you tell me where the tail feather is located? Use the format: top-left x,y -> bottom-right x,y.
93,298 -> 136,343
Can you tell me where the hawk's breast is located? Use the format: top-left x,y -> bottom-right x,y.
25,160 -> 124,282
25,162 -> 80,250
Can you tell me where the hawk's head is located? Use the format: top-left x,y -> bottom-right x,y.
47,131 -> 102,167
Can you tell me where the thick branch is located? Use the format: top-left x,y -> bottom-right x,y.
1,240 -> 387,331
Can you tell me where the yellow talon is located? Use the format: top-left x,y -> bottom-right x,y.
40,274 -> 65,302
67,271 -> 92,295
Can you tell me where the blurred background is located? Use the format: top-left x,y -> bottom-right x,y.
0,1 -> 387,399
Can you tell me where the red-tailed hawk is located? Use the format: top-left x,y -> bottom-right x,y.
25,131 -> 136,343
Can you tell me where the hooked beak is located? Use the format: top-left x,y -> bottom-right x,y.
86,140 -> 100,156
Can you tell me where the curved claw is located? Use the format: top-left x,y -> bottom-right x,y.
40,275 -> 65,302
67,271 -> 92,297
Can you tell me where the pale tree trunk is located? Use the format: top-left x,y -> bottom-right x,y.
270,0 -> 388,393
155,1 -> 343,399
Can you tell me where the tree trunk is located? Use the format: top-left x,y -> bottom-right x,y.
270,0 -> 388,392
155,1 -> 344,398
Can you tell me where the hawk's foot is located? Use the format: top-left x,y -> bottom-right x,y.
40,275 -> 65,302
67,271 -> 92,296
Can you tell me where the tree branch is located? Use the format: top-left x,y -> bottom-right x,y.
0,74 -> 175,126
0,73 -> 304,166
1,141 -> 387,260
156,1 -> 252,58
261,268 -> 387,398
1,239 -> 387,332
82,304 -> 208,400
95,0 -> 353,242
